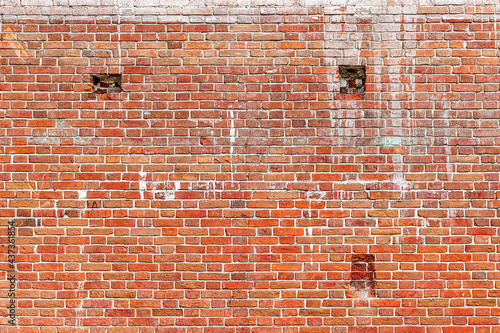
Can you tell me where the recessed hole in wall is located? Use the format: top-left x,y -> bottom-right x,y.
339,65 -> 365,94
92,74 -> 122,94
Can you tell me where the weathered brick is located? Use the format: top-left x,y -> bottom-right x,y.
2,3 -> 500,332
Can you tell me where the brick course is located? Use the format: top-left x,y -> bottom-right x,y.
1,0 -> 500,332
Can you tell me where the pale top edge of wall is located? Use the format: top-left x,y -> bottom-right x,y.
2,0 -> 500,11
2,1 -> 500,20
7,0 -> 500,5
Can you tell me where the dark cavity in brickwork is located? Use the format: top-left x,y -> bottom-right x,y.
339,65 -> 365,94
349,254 -> 375,290
92,74 -> 122,94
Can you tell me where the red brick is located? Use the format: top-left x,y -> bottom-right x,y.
2,8 -> 499,333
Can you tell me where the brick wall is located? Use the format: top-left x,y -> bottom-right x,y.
1,0 -> 500,332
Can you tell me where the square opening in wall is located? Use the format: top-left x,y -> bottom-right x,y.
339,66 -> 365,94
92,74 -> 122,94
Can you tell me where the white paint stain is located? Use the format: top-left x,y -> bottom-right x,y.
76,278 -> 87,327
384,136 -> 402,147
229,110 -> 236,144
77,190 -> 87,199
165,181 -> 181,200
392,174 -> 410,191
139,172 -> 147,199
306,191 -> 327,200
211,181 -> 218,199
151,182 -> 163,199
356,288 -> 370,302
228,110 -> 237,182
165,189 -> 175,200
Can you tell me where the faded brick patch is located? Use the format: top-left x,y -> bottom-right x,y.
349,254 -> 375,291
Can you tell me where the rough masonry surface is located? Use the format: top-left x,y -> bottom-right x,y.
1,0 -> 500,332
